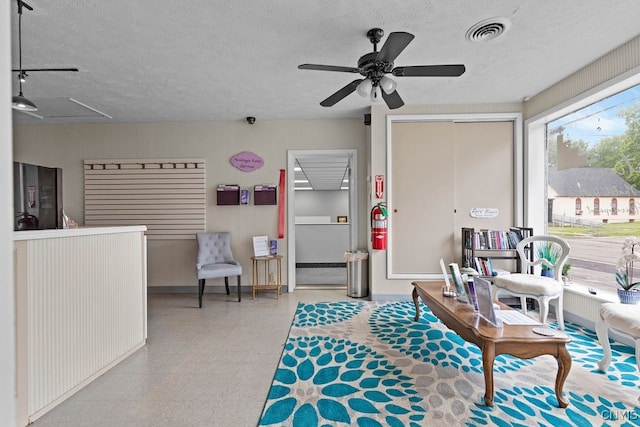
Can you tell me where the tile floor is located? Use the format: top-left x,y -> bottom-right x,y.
31,288 -> 355,427
295,266 -> 347,285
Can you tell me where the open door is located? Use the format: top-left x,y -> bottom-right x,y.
287,149 -> 358,291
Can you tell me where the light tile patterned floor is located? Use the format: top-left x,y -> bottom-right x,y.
31,289 -> 352,427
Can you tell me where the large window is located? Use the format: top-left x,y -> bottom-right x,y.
546,84 -> 640,293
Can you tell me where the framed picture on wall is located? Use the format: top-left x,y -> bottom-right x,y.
337,216 -> 348,223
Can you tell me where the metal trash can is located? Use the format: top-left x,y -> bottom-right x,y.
344,250 -> 369,298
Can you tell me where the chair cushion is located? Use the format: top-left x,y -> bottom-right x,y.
196,232 -> 235,268
197,262 -> 242,280
600,302 -> 640,338
493,273 -> 563,297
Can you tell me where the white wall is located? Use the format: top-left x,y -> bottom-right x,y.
13,119 -> 366,290
2,1 -> 17,425
294,190 -> 349,221
295,224 -> 349,263
294,190 -> 350,263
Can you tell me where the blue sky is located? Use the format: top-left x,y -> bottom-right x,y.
548,83 -> 640,146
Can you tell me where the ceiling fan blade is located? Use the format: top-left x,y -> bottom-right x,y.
12,68 -> 79,72
382,90 -> 404,109
376,32 -> 415,63
320,79 -> 362,107
299,64 -> 360,73
392,64 -> 466,77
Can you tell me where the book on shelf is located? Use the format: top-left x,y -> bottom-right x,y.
472,229 -> 521,250
473,257 -> 495,276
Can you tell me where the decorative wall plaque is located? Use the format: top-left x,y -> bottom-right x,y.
230,151 -> 264,172
469,208 -> 499,218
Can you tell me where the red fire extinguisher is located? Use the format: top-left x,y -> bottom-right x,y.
371,203 -> 388,250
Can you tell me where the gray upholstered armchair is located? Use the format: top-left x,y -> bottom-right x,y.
196,232 -> 242,307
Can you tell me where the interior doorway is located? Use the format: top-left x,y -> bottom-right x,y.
287,149 -> 358,292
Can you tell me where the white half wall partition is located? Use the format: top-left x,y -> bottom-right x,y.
14,226 -> 147,426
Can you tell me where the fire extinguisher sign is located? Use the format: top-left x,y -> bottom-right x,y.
375,175 -> 384,199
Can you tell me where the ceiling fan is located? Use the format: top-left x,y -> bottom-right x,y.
298,28 -> 465,110
11,0 -> 79,111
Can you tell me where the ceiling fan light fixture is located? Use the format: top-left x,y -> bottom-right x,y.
380,76 -> 397,94
12,92 -> 38,111
356,78 -> 373,97
370,85 -> 383,102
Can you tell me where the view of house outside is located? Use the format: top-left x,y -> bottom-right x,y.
546,84 -> 640,294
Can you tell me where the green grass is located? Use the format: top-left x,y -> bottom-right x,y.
549,221 -> 640,237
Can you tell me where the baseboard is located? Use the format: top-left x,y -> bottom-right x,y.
296,262 -> 346,268
148,285 -> 254,294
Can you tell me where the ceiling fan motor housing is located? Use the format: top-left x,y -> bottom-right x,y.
357,52 -> 392,81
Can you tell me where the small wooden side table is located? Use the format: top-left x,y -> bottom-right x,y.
251,255 -> 283,299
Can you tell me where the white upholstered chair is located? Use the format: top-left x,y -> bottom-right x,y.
196,232 -> 242,308
493,235 -> 570,330
596,303 -> 640,374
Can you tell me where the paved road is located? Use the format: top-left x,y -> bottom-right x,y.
562,236 -> 639,293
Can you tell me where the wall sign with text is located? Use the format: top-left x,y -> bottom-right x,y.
230,151 -> 264,172
469,208 -> 499,218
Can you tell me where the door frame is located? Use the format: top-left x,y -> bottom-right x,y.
287,149 -> 358,291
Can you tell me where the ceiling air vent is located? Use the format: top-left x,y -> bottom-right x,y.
465,17 -> 511,42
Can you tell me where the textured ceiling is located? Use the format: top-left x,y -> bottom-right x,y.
10,0 -> 640,126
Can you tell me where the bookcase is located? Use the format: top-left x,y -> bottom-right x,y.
461,227 -> 533,277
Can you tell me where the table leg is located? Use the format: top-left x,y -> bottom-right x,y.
412,287 -> 420,321
555,344 -> 572,408
482,343 -> 496,407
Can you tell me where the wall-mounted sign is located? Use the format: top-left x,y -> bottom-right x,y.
375,175 -> 384,199
469,207 -> 499,218
230,151 -> 264,172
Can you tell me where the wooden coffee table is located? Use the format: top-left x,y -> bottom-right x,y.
411,281 -> 571,407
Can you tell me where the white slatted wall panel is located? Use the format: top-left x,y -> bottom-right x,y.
25,231 -> 146,419
84,158 -> 205,239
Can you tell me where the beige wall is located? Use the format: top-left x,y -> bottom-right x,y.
13,119 -> 367,289
368,104 -> 523,299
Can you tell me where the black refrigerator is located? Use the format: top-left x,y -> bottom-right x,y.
13,162 -> 64,231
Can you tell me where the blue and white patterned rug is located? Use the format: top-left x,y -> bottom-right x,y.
258,301 -> 640,427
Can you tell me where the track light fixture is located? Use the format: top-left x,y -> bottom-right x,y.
11,0 -> 37,112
